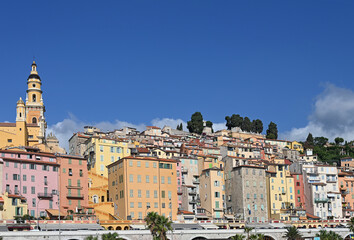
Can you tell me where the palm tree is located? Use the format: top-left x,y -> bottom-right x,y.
145,212 -> 159,238
249,235 -> 258,240
328,231 -> 343,240
84,236 -> 98,240
316,230 -> 329,240
244,227 -> 255,240
229,234 -> 246,240
349,217 -> 354,233
256,233 -> 265,240
283,226 -> 302,240
101,232 -> 124,240
154,214 -> 173,240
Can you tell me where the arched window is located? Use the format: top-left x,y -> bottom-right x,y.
92,195 -> 99,203
19,113 -> 22,117
32,117 -> 37,124
32,94 -> 36,102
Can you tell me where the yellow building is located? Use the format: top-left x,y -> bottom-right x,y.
199,167 -> 225,219
0,192 -> 28,220
108,156 -> 178,220
266,161 -> 296,221
85,136 -> 131,178
288,141 -> 304,152
0,61 -> 46,149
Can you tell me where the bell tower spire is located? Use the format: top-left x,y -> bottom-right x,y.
25,61 -> 46,143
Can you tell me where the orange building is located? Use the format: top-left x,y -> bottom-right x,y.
108,156 -> 178,220
338,171 -> 354,219
57,155 -> 93,220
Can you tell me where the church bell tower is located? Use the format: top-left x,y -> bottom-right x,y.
26,61 -> 46,143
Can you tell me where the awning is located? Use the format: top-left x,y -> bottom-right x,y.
199,223 -> 219,230
129,224 -> 147,230
46,209 -> 65,217
0,197 -> 4,203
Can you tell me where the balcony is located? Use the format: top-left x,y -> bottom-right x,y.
181,167 -> 188,174
326,178 -> 337,183
193,179 -> 200,185
281,191 -> 286,195
188,190 -> 197,196
314,198 -> 328,203
67,194 -> 84,199
177,190 -> 183,195
38,193 -> 53,199
66,185 -> 83,189
189,199 -> 197,204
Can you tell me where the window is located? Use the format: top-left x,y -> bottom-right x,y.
168,191 -> 172,199
137,161 -> 141,167
146,190 -> 150,198
129,161 -> 133,167
168,177 -> 171,184
31,187 -> 36,194
146,175 -> 150,183
153,162 -> 157,168
153,176 -> 157,183
137,175 -> 142,183
138,202 -> 142,208
247,193 -> 250,199
129,174 -> 133,182
100,164 -> 104,171
161,176 -> 165,184
13,174 -> 20,180
138,190 -> 142,198
30,164 -> 36,170
154,202 -> 158,208
32,198 -> 36,207
215,192 -> 220,198
154,190 -> 158,198
130,190 -> 134,197
23,186 -> 27,194
23,175 -> 27,181
68,168 -> 73,176
68,158 -> 72,164
79,160 -> 82,165
161,191 -> 165,198
31,175 -> 35,182
79,169 -> 83,177
14,163 -> 18,168
254,194 -> 257,199
145,162 -> 149,168
23,163 -> 26,169
130,202 -> 134,208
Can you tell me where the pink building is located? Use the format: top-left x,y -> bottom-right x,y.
176,160 -> 182,209
0,149 -> 59,218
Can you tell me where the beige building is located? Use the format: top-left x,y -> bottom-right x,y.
199,167 -> 224,219
108,156 -> 178,220
225,165 -> 268,223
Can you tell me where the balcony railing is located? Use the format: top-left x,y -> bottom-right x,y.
188,190 -> 197,195
193,179 -> 200,184
314,198 -> 328,203
67,194 -> 84,199
38,193 -> 53,199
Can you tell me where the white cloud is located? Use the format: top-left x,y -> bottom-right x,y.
282,84 -> 354,142
151,118 -> 187,131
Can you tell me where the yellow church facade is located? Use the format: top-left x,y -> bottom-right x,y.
0,61 -> 64,154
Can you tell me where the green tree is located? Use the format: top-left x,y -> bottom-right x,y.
176,123 -> 183,131
187,112 -> 204,134
348,217 -> 354,235
145,212 -> 172,240
101,232 -> 124,240
249,235 -> 258,240
283,226 -> 302,240
316,230 -> 343,240
251,119 -> 263,133
229,234 -> 246,240
256,234 -> 265,240
243,227 -> 254,240
241,117 -> 252,132
266,122 -> 278,139
305,133 -> 314,145
85,236 -> 98,240
145,212 -> 159,238
225,114 -> 243,130
314,137 -> 328,147
206,121 -> 214,132
154,214 -> 173,240
335,137 -> 344,145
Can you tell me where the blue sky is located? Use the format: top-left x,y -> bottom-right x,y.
1,1 -> 354,145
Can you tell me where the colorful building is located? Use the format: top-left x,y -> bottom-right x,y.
266,161 -> 296,221
57,154 -> 93,220
199,167 -> 225,220
0,149 -> 59,218
107,156 -> 178,220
